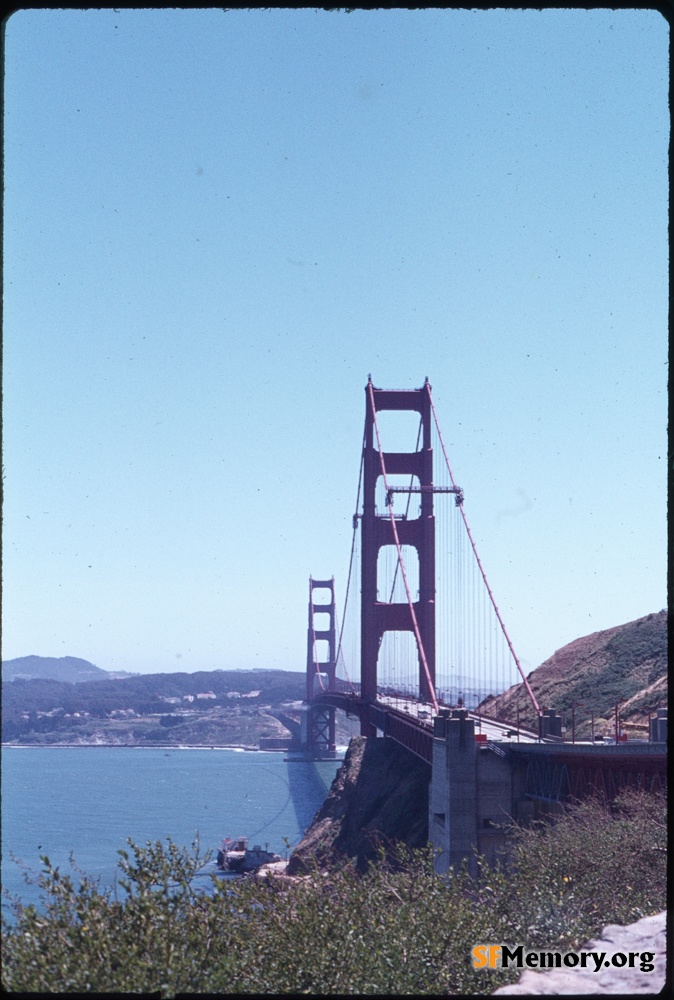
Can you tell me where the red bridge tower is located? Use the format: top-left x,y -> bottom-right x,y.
302,576 -> 337,756
360,378 -> 436,736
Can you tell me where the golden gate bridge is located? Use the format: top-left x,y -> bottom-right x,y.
304,376 -> 541,757
300,380 -> 665,851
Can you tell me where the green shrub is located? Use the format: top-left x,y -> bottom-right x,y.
2,791 -> 666,995
477,789 -> 667,952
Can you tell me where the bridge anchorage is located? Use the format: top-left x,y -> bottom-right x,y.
300,378 -> 667,869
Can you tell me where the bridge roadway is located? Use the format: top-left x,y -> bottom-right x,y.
312,690 -> 666,769
313,691 -> 540,764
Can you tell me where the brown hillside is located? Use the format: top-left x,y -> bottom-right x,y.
480,610 -> 667,738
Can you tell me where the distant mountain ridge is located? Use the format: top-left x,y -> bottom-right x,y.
1,655 -> 128,684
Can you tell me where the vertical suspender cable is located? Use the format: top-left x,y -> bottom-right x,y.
334,432 -> 366,695
312,614 -> 326,691
426,384 -> 541,717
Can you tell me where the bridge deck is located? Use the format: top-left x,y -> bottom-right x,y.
312,692 -> 667,772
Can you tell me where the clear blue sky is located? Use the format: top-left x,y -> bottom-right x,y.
3,8 -> 668,677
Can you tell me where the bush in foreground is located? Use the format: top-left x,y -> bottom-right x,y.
1,790 -> 666,995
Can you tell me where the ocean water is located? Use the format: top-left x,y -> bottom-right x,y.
1,746 -> 340,915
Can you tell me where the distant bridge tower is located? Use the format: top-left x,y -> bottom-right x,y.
361,378 -> 436,736
302,576 -> 337,756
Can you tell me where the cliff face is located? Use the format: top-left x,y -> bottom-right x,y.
288,736 -> 430,874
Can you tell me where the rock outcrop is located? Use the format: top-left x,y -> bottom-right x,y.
288,735 -> 430,873
493,910 -> 667,995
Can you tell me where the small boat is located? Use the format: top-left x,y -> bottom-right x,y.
216,836 -> 281,873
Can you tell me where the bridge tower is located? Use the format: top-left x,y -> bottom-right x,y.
360,378 -> 436,736
303,576 -> 337,756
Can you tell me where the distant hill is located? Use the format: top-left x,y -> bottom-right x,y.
481,610 -> 668,737
2,656 -> 110,684
1,666 -> 310,745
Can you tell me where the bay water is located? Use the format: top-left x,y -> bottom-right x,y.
1,746 -> 340,916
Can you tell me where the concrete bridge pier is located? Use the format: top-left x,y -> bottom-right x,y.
429,707 -> 668,878
539,708 -> 562,739
429,708 -> 523,876
650,708 -> 667,743
429,709 -> 479,877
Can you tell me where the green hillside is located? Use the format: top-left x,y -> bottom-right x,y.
1,668 -> 307,744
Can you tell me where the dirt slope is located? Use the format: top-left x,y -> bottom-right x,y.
480,610 -> 667,738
